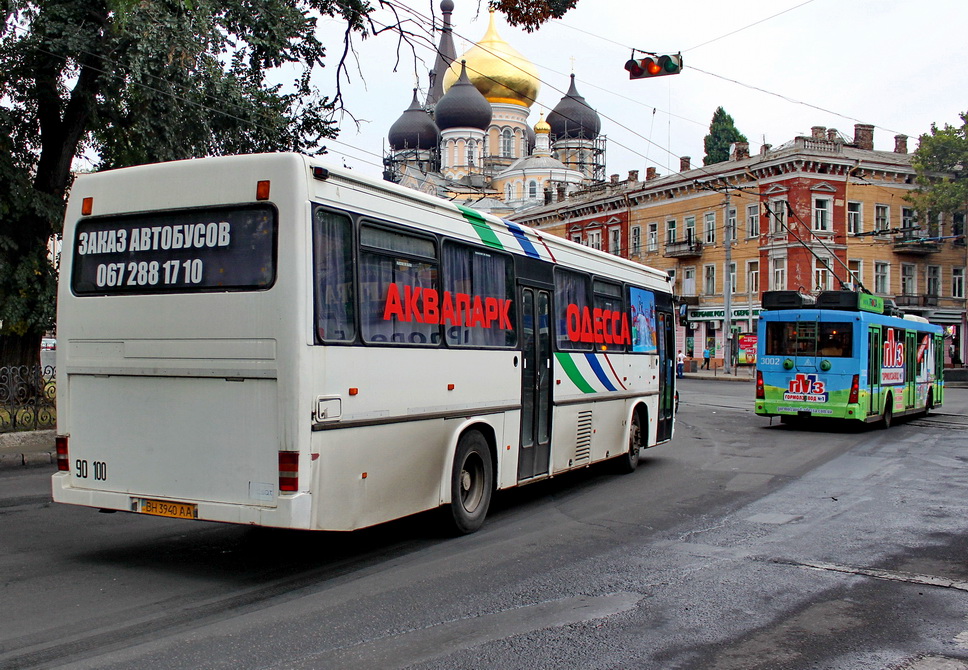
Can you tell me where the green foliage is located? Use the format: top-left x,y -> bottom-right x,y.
908,111 -> 968,216
703,106 -> 748,166
0,0 -> 371,364
487,0 -> 578,32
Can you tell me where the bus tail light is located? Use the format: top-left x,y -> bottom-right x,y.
755,371 -> 765,399
55,435 -> 70,471
278,451 -> 299,492
848,374 -> 860,405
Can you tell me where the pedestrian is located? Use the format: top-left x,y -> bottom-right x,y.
676,349 -> 685,378
702,347 -> 710,370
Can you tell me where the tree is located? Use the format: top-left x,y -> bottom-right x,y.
703,106 -> 748,166
0,0 -> 370,368
907,111 -> 968,230
487,0 -> 578,32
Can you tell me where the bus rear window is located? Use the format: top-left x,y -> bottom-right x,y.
765,321 -> 852,357
71,204 -> 277,295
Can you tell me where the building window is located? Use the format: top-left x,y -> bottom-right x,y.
954,267 -> 965,299
902,207 -> 918,234
572,233 -> 582,245
501,129 -> 513,158
847,201 -> 862,235
528,180 -> 538,199
747,261 -> 759,294
813,197 -> 831,232
727,262 -> 736,295
610,227 -> 621,256
667,268 -> 676,292
466,140 -> 477,166
814,257 -> 833,291
927,265 -> 941,296
683,266 -> 696,296
901,263 -> 916,295
685,216 -> 697,244
848,259 -> 862,290
875,204 -> 889,232
746,204 -> 759,238
769,200 -> 787,233
704,212 -> 716,244
666,219 -> 677,244
647,222 -> 658,252
727,208 -> 737,242
505,183 -> 512,200
703,264 -> 716,295
587,230 -> 601,250
771,257 -> 786,291
874,262 -> 890,294
630,226 -> 641,255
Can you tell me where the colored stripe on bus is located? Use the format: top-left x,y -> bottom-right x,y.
584,353 -> 619,392
600,353 -> 627,390
458,205 -> 504,251
556,353 -> 597,393
502,219 -> 541,259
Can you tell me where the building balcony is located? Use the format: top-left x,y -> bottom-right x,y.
676,294 -> 701,306
893,235 -> 941,255
894,294 -> 939,308
664,240 -> 703,258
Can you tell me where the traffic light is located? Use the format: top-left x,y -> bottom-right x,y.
624,54 -> 683,79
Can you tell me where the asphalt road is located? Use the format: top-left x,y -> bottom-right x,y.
2,380 -> 968,670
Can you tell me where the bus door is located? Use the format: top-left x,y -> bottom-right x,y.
656,307 -> 675,442
867,326 -> 882,417
517,285 -> 553,481
905,330 -> 917,410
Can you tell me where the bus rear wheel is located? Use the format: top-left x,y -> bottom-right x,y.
615,411 -> 643,474
448,430 -> 493,535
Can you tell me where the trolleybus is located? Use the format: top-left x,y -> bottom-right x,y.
755,290 -> 944,427
53,153 -> 676,534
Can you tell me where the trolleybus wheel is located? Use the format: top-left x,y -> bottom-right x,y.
881,397 -> 893,429
616,411 -> 643,474
448,430 -> 493,535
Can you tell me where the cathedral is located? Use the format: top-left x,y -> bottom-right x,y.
384,0 -> 606,216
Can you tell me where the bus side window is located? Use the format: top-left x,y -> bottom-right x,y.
313,208 -> 356,343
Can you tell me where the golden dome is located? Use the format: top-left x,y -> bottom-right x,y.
535,113 -> 551,134
442,11 -> 540,108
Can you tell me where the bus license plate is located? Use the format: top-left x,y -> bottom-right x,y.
138,498 -> 197,519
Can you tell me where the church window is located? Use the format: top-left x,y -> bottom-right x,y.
502,129 -> 513,157
466,140 -> 477,167
528,181 -> 538,199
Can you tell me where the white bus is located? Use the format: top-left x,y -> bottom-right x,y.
53,153 -> 676,534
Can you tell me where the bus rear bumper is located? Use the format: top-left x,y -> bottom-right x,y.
52,472 -> 313,529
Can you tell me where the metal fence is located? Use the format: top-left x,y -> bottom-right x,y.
0,365 -> 56,433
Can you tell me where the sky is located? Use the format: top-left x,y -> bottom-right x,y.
311,0 -> 968,182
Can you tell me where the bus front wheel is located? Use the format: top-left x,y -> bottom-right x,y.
448,430 -> 493,535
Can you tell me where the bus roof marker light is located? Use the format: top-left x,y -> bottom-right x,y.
81,197 -> 93,216
256,180 -> 271,201
349,387 -> 359,396
312,167 -> 330,181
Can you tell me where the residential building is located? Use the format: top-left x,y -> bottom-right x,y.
515,125 -> 967,367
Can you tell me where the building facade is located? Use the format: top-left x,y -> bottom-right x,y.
515,125 -> 967,368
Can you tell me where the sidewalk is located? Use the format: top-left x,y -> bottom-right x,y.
680,366 -> 756,383
0,429 -> 55,469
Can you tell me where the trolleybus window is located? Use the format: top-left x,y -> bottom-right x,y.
765,321 -> 852,357
313,207 -> 356,343
71,204 -> 276,295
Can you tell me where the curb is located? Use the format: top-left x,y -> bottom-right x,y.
0,429 -> 56,469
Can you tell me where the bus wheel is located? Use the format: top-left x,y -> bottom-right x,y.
616,411 -> 643,474
881,397 -> 893,429
448,430 -> 493,535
